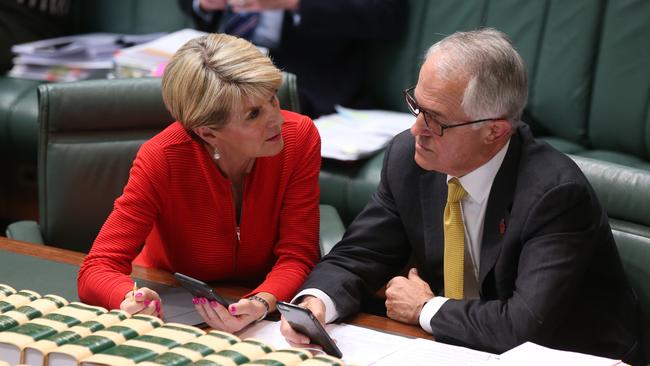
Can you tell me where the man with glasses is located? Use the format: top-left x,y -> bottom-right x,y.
281,28 -> 643,363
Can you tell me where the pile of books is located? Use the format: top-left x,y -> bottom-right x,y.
8,33 -> 164,82
0,284 -> 345,366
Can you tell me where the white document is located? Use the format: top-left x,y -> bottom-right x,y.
13,54 -> 113,69
315,106 -> 414,161
119,29 -> 207,58
113,29 -> 207,73
11,33 -> 121,57
494,342 -> 623,366
372,337 -> 497,366
236,320 -> 411,365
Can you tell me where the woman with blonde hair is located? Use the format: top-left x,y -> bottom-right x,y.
78,33 -> 321,332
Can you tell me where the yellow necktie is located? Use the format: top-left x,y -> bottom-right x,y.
444,177 -> 467,300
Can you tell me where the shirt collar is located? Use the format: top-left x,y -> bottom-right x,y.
447,139 -> 510,204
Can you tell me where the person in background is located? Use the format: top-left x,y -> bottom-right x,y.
281,28 -> 644,364
0,0 -> 72,73
78,33 -> 321,333
178,0 -> 406,118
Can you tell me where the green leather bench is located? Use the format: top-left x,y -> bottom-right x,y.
571,156 -> 650,361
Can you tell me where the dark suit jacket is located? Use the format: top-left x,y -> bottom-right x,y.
178,0 -> 406,117
302,124 -> 644,363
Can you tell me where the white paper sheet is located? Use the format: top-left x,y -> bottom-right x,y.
236,320 -> 412,365
315,106 -> 414,161
494,342 -> 623,366
372,337 -> 497,366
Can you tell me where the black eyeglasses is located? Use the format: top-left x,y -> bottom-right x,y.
403,86 -> 501,136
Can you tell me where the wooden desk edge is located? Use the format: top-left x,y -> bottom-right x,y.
0,236 -> 433,340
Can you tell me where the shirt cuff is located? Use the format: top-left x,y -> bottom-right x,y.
192,0 -> 214,23
292,288 -> 339,323
292,13 -> 301,26
419,296 -> 449,333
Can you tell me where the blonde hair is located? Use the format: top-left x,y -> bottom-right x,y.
161,33 -> 282,130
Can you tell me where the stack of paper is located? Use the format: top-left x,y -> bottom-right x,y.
112,29 -> 208,78
9,33 -> 164,82
315,106 -> 414,161
237,320 -> 500,365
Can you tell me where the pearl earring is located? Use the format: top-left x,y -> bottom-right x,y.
213,148 -> 221,160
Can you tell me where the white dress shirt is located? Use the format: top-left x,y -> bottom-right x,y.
419,139 -> 509,332
296,139 -> 511,330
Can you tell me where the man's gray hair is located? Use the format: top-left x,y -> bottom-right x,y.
425,28 -> 528,123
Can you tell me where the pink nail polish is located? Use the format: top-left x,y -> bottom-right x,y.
144,299 -> 151,306
210,301 -> 219,308
201,297 -> 207,304
155,301 -> 161,312
135,292 -> 143,298
229,305 -> 237,314
192,298 -> 198,305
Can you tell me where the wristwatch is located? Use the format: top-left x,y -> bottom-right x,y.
248,295 -> 269,321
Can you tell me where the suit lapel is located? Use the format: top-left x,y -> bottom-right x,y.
479,131 -> 522,287
420,171 -> 447,289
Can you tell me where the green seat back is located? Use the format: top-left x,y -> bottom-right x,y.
571,155 -> 650,234
612,230 -> 650,361
494,0 -> 603,145
363,0 -> 605,146
38,78 -> 172,252
571,155 -> 650,358
588,0 -> 650,160
73,0 -> 192,34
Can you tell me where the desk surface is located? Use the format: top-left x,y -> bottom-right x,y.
0,236 -> 432,340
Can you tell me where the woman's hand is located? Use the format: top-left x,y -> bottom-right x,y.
120,287 -> 164,319
194,292 -> 274,333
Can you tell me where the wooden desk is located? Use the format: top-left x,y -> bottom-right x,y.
0,236 -> 432,340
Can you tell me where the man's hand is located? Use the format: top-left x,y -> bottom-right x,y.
199,0 -> 227,11
385,268 -> 434,324
228,0 -> 299,12
280,295 -> 325,346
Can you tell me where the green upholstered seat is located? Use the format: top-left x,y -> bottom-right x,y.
0,77 -> 40,162
570,156 -> 650,236
612,229 -> 650,362
319,151 -> 384,226
570,155 -> 650,360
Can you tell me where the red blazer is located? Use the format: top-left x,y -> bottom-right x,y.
78,110 -> 321,310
